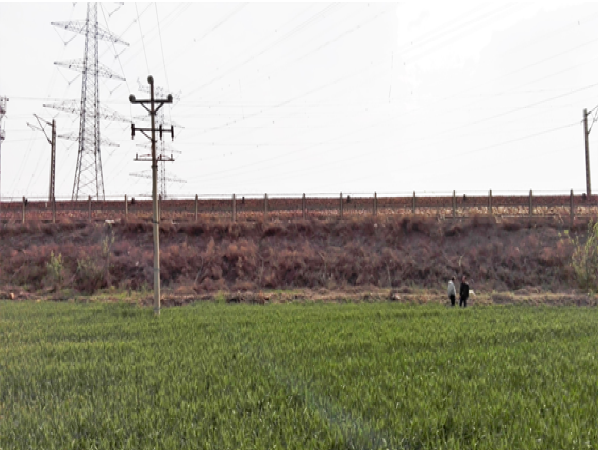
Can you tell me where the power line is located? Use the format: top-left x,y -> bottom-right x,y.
183,3 -> 345,99
178,15 -> 596,148
153,3 -> 249,74
186,77 -> 594,185
178,54 -> 596,168
119,3 -> 192,69
135,2 -> 150,74
154,3 -> 170,93
207,120 -> 583,192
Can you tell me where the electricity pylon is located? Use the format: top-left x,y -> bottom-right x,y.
0,96 -> 7,217
44,2 -> 128,200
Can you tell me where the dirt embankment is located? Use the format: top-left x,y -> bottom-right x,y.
0,216 -> 596,305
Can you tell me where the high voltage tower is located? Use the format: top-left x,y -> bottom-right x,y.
130,80 -> 185,199
44,2 -> 129,201
0,96 -> 8,212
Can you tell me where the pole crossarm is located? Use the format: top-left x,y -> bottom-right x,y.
137,78 -> 181,103
55,59 -> 126,81
131,123 -> 175,141
51,20 -> 129,45
27,116 -> 53,145
587,107 -> 598,134
129,97 -> 173,116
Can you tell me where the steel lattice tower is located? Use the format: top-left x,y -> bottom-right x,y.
0,96 -> 8,211
46,3 -> 128,200
155,107 -> 185,199
75,3 -> 102,201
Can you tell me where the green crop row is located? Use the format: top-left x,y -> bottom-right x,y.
0,301 -> 596,450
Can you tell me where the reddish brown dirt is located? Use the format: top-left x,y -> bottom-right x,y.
0,215 -> 596,302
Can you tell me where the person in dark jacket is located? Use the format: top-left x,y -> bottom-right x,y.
459,276 -> 470,308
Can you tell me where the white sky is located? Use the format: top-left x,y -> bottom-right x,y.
0,2 -> 597,200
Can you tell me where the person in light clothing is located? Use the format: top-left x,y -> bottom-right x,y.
447,276 -> 456,307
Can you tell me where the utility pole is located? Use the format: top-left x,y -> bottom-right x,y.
135,79 -> 183,199
583,108 -> 595,196
27,115 -> 57,201
130,76 -> 174,316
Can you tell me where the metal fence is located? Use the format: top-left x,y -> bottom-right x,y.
0,190 -> 597,224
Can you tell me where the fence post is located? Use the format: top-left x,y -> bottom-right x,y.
529,190 -> 533,217
264,194 -> 268,221
124,195 -> 128,221
412,191 -> 416,215
88,196 -> 91,222
22,197 -> 26,224
570,189 -> 574,226
232,194 -> 237,222
302,193 -> 306,220
340,192 -> 343,218
194,194 -> 198,223
373,192 -> 377,216
52,197 -> 56,224
452,190 -> 456,219
488,190 -> 492,216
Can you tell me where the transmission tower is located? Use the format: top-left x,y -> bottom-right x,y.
0,96 -> 8,214
44,3 -> 128,200
132,80 -> 184,199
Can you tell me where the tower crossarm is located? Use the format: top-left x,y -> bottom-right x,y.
55,59 -> 126,81
136,142 -> 182,154
57,131 -> 120,147
130,171 -> 186,183
133,115 -> 184,129
51,20 -> 129,46
43,101 -> 130,122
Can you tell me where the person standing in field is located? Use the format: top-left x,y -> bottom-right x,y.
447,276 -> 457,307
459,276 -> 470,308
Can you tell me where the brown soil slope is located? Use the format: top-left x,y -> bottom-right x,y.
0,216 -> 595,296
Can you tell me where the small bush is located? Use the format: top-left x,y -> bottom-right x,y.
571,221 -> 598,293
45,251 -> 64,290
75,257 -> 104,294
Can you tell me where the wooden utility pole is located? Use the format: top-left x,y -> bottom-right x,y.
130,76 -> 174,316
50,119 -> 56,202
27,115 -> 56,202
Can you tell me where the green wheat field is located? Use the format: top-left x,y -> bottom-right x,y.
0,301 -> 596,450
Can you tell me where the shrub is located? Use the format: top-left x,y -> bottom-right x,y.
45,251 -> 64,290
75,257 -> 104,294
570,221 -> 598,293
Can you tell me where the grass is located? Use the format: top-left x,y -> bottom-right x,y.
0,301 -> 596,449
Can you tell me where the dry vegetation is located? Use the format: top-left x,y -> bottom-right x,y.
0,215 -> 597,306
